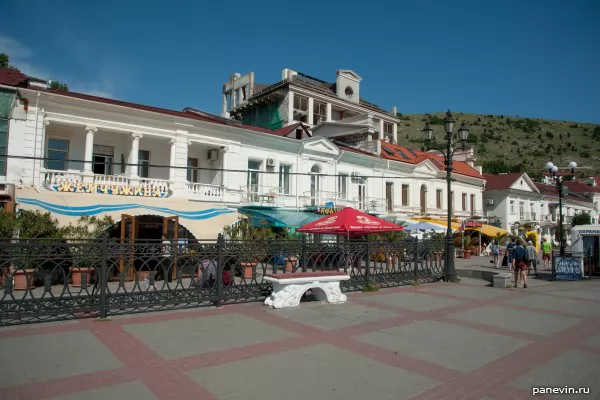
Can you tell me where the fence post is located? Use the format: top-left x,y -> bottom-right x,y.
551,251 -> 556,281
301,235 -> 307,272
99,237 -> 108,319
365,238 -> 371,286
216,234 -> 224,308
413,239 -> 420,282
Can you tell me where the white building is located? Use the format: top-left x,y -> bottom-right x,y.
0,67 -> 486,240
483,172 -> 597,240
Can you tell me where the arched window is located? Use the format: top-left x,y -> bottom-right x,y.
345,86 -> 354,99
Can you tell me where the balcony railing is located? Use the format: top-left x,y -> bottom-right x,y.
241,185 -> 285,206
519,212 -> 538,222
187,183 -> 224,202
470,209 -> 484,217
356,197 -> 386,214
42,170 -> 171,193
302,191 -> 355,208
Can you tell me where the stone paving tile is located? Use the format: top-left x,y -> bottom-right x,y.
449,305 -> 581,336
363,290 -> 464,312
585,334 -> 600,349
550,289 -> 600,302
0,330 -> 122,388
264,302 -> 397,331
123,312 -> 297,360
511,350 -> 600,399
505,294 -> 600,317
422,283 -> 507,300
355,320 -> 530,372
47,381 -> 159,400
188,343 -> 438,400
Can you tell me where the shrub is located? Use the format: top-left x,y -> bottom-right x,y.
568,123 -> 579,128
546,131 -> 554,139
511,140 -> 518,145
429,115 -> 444,125
581,151 -> 591,158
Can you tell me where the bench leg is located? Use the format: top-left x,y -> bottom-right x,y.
264,283 -> 304,309
319,282 -> 347,304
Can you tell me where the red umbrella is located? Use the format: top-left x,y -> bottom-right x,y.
297,207 -> 404,236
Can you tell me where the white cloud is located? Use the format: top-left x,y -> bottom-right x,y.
0,35 -> 117,98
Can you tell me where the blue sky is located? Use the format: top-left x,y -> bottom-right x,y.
1,0 -> 599,123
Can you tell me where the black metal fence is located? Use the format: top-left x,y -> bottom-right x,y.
0,236 -> 446,326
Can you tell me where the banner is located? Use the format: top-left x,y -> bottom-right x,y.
43,180 -> 172,198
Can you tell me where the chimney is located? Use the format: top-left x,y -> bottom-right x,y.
392,106 -> 397,115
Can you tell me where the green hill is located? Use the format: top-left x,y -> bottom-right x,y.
396,112 -> 600,179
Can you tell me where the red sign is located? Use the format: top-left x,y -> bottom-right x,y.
466,221 -> 483,228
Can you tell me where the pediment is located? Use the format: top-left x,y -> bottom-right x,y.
303,138 -> 339,156
414,160 -> 440,175
509,173 -> 539,193
337,70 -> 362,82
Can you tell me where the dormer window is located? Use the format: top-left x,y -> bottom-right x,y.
345,86 -> 354,99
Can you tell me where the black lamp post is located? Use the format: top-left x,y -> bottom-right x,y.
546,161 -> 577,256
422,110 -> 469,282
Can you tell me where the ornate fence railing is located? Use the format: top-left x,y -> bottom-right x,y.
0,236 -> 446,326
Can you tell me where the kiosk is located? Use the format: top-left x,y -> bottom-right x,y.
571,225 -> 600,277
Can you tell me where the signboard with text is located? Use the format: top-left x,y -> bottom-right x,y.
43,181 -> 172,198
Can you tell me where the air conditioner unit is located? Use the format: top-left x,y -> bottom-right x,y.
207,149 -> 219,161
266,158 -> 276,167
485,199 -> 494,205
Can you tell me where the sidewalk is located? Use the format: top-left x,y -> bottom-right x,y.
1,277 -> 599,399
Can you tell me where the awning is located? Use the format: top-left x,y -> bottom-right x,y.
15,188 -> 238,240
240,208 -> 322,228
412,217 -> 460,232
412,217 -> 509,236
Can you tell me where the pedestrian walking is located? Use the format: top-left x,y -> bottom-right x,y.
490,239 -> 500,268
526,240 -> 538,276
506,237 -> 517,271
541,237 -> 552,270
513,239 -> 529,289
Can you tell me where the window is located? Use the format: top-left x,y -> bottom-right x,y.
436,189 -> 443,209
470,194 -> 476,213
0,119 -> 7,176
279,164 -> 291,195
406,147 -> 418,157
396,149 -> 410,160
510,200 -> 516,214
138,150 -> 150,178
338,174 -> 347,199
247,160 -> 261,201
293,95 -> 309,123
401,184 -> 409,206
47,138 -> 69,171
519,201 -> 525,218
187,158 -> 199,182
313,101 -> 327,124
384,122 -> 394,142
345,86 -> 354,99
92,145 -> 114,175
462,193 -> 467,211
386,182 -> 394,212
381,146 -> 395,156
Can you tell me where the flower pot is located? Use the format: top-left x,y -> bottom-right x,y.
70,267 -> 94,287
240,262 -> 256,279
284,257 -> 297,273
463,251 -> 472,259
12,268 -> 35,290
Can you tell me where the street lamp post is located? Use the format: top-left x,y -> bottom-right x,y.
422,110 -> 469,282
545,161 -> 577,256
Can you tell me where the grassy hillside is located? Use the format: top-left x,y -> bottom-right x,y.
397,112 -> 600,179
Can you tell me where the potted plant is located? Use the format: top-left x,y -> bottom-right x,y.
462,236 -> 473,259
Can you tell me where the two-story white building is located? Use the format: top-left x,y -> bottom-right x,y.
0,66 -> 487,241
483,172 -> 596,241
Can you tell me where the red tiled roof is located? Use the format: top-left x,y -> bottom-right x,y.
564,180 -> 600,193
271,122 -> 310,137
0,67 -> 29,87
380,142 -> 482,179
482,172 -> 525,190
535,182 -> 593,203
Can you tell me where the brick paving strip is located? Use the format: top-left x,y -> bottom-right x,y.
0,279 -> 599,400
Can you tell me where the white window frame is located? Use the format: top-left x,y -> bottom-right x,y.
138,150 -> 150,178
47,137 -> 70,171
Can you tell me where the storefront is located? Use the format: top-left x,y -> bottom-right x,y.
571,225 -> 600,276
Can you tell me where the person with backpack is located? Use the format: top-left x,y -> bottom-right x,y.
506,237 -> 517,271
526,240 -> 538,276
490,239 -> 500,268
513,239 -> 529,289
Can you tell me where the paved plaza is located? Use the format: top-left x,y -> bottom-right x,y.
0,275 -> 599,400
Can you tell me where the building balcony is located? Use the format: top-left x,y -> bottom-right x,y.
470,209 -> 484,218
186,183 -> 225,202
357,197 -> 387,214
519,212 -> 538,222
302,191 -> 356,209
241,185 -> 288,207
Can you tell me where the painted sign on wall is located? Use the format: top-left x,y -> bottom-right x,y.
43,181 -> 172,198
316,202 -> 339,215
465,221 -> 483,228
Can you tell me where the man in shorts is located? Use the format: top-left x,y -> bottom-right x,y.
513,239 -> 529,289
506,238 -> 516,271
526,240 -> 537,276
541,237 -> 552,270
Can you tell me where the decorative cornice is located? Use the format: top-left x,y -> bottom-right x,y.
85,125 -> 98,133
169,138 -> 176,145
131,133 -> 143,140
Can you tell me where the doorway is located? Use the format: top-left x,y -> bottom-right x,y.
420,185 -> 428,215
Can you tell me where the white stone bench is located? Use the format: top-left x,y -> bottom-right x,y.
493,272 -> 513,288
264,271 -> 351,309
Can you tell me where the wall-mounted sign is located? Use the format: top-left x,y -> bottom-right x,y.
578,230 -> 600,235
316,201 -> 338,215
43,181 -> 172,198
465,221 -> 483,228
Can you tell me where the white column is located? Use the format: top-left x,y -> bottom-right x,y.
169,138 -> 177,182
392,122 -> 398,144
83,126 -> 97,173
326,103 -> 332,122
130,133 -> 143,178
221,147 -> 229,188
222,93 -> 228,115
287,91 -> 295,124
307,97 -> 314,125
379,119 -> 385,141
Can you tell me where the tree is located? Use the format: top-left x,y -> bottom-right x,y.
0,52 -> 18,70
572,212 -> 591,227
49,80 -> 69,91
482,159 -> 514,174
592,126 -> 600,141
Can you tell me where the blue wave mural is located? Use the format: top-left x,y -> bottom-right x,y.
16,197 -> 235,220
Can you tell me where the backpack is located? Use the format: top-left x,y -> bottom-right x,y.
514,246 -> 529,262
